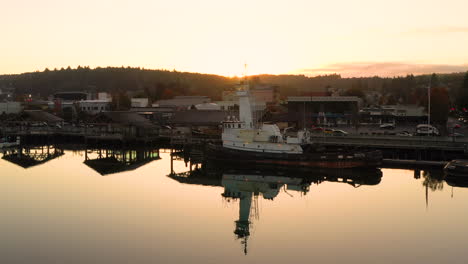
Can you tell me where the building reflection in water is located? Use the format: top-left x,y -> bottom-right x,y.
169,149 -> 383,255
84,146 -> 160,176
1,144 -> 64,168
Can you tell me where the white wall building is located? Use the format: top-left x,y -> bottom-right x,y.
195,103 -> 221,110
0,102 -> 22,114
78,100 -> 111,115
131,98 -> 149,108
98,92 -> 112,101
155,96 -> 211,108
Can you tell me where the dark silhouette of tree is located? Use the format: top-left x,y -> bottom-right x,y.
1,67 -> 467,105
422,170 -> 444,191
418,76 -> 450,126
430,73 -> 440,88
430,87 -> 450,125
111,91 -> 131,110
343,86 -> 365,98
456,72 -> 468,108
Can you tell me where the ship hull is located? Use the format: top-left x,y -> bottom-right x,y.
206,144 -> 382,169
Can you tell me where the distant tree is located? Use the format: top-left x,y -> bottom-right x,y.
2,67 -> 467,108
343,86 -> 365,98
430,87 -> 450,125
457,72 -> 468,108
430,73 -> 440,88
111,91 -> 131,110
386,95 -> 398,105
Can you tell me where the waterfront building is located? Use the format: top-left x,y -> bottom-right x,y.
155,96 -> 211,109
169,109 -> 233,134
359,104 -> 427,125
131,98 -> 149,108
54,92 -> 90,101
77,100 -> 111,115
287,96 -> 362,128
11,110 -> 64,126
129,106 -> 175,125
90,111 -> 159,138
0,102 -> 22,114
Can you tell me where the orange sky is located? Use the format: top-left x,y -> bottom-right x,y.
2,0 -> 468,77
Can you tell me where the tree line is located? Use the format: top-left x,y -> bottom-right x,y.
1,66 -> 467,110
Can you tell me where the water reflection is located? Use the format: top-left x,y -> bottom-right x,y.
169,150 -> 383,254
84,147 -> 160,176
1,144 -> 64,168
3,144 -> 468,263
221,172 -> 312,255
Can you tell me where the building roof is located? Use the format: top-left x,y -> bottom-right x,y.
93,111 -> 157,129
130,107 -> 175,113
169,110 -> 235,125
22,110 -> 64,123
77,99 -> 111,103
156,96 -> 211,107
288,96 -> 361,102
195,103 -> 221,110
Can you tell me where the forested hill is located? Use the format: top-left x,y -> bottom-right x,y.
1,67 -> 467,105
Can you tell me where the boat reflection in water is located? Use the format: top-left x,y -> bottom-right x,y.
169,154 -> 382,255
221,170 -> 310,255
444,159 -> 468,188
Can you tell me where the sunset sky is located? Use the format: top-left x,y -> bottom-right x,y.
2,0 -> 468,77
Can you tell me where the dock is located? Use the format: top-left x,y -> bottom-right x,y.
382,159 -> 447,168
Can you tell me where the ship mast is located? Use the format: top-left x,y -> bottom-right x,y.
237,63 -> 255,129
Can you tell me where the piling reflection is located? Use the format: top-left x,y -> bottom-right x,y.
1,144 -> 64,168
84,146 -> 160,176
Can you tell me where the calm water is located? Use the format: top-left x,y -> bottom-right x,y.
1,146 -> 468,264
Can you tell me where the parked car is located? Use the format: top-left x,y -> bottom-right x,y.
415,124 -> 440,136
380,123 -> 395,130
323,128 -> 334,134
397,131 -> 412,136
332,130 -> 348,136
311,127 -> 324,133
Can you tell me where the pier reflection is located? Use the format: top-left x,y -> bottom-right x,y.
84,146 -> 160,176
1,144 -> 64,168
